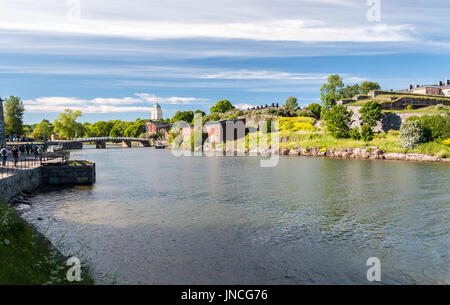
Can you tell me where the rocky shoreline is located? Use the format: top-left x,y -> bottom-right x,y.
278,146 -> 450,163
178,145 -> 450,163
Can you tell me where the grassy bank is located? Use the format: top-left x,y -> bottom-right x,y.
227,131 -> 450,158
0,198 -> 93,285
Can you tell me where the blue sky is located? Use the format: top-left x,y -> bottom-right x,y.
1,0 -> 450,124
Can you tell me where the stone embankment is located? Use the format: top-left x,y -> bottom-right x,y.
279,147 -> 450,163
0,161 -> 96,201
197,145 -> 449,163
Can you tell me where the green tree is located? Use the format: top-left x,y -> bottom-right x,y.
284,97 -> 298,115
210,100 -> 234,114
195,109 -> 206,117
341,84 -> 361,99
124,120 -> 147,138
360,81 -> 381,95
359,101 -> 382,127
323,105 -> 353,138
109,120 -> 129,137
3,96 -> 25,136
31,119 -> 53,140
307,103 -> 322,119
320,74 -> 344,108
53,109 -> 84,139
171,111 -> 195,124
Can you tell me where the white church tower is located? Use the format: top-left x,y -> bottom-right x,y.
151,102 -> 163,120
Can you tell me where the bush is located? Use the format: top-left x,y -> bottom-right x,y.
308,103 -> 322,119
350,128 -> 361,140
406,115 -> 450,141
323,105 -> 353,138
406,105 -> 413,110
399,120 -> 427,148
443,138 -> 450,146
360,124 -> 374,141
435,104 -> 444,111
278,117 -> 315,132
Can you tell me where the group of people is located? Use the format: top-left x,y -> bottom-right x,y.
0,143 -> 48,167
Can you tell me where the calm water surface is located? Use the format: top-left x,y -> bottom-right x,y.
21,146 -> 449,284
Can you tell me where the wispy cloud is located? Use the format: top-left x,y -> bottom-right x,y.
23,93 -> 208,113
0,19 -> 415,43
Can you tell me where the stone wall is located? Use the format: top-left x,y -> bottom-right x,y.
346,106 -> 433,132
0,161 -> 96,201
41,162 -> 95,185
46,141 -> 83,150
0,167 -> 41,201
382,97 -> 450,110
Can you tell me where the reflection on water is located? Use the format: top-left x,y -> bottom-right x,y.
21,146 -> 450,284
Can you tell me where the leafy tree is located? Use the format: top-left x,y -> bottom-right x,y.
23,125 -> 33,138
320,74 -> 344,108
341,84 -> 361,99
323,105 -> 353,138
359,101 -> 382,127
360,81 -> 381,95
399,120 -> 426,148
307,103 -> 322,119
171,110 -> 194,124
284,97 -> 298,115
210,100 -> 234,114
124,120 -> 147,138
109,120 -> 129,137
53,109 -> 84,139
195,110 -> 206,116
32,119 -> 53,139
3,96 -> 25,136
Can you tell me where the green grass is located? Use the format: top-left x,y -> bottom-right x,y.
382,105 -> 450,114
225,130 -> 450,157
0,198 -> 93,285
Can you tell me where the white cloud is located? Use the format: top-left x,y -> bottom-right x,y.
23,93 -> 208,113
233,104 -> 254,110
0,19 -> 415,42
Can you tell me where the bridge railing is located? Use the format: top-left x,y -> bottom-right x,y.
73,137 -> 150,142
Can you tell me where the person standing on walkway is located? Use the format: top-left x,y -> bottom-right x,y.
26,143 -> 31,155
12,146 -> 20,167
19,144 -> 25,155
0,146 -> 8,167
33,145 -> 39,161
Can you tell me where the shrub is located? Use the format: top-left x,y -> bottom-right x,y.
308,103 -> 322,119
399,120 -> 427,148
406,115 -> 450,141
350,128 -> 361,140
323,105 -> 353,138
360,124 -> 374,141
406,105 -> 413,110
435,104 -> 444,111
278,117 -> 315,132
227,110 -> 243,121
443,138 -> 450,146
